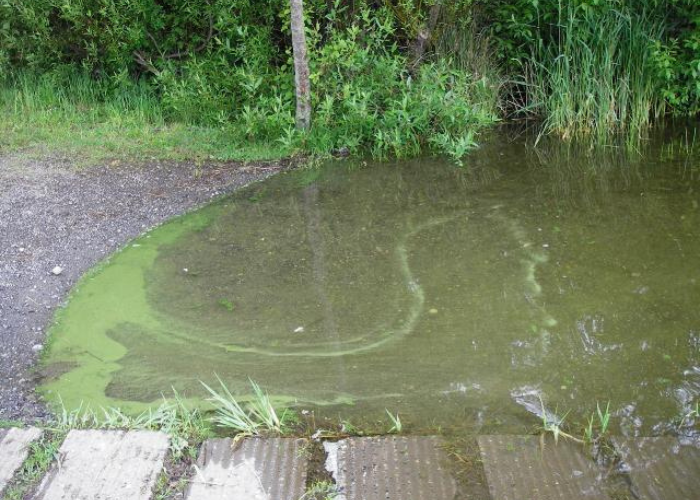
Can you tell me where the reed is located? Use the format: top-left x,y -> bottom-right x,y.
524,2 -> 664,144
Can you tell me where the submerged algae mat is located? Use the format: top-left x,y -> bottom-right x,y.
42,130 -> 700,432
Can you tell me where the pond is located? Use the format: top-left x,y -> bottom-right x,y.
41,126 -> 700,435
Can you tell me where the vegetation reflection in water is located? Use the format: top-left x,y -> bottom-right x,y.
41,127 -> 700,434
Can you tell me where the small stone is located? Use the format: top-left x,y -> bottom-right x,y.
51,266 -> 63,276
32,344 -> 43,352
429,308 -> 439,315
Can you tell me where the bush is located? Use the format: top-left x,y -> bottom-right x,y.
1,0 -> 697,157
303,6 -> 498,162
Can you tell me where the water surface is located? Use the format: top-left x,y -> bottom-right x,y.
42,127 -> 700,435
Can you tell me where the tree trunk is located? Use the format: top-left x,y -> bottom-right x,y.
409,2 -> 443,74
290,0 -> 311,130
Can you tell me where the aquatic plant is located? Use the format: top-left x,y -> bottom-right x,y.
523,2 -> 664,143
679,401 -> 700,429
584,401 -> 611,444
537,396 -> 583,444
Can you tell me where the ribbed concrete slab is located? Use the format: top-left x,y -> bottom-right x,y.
612,437 -> 700,500
477,435 -> 609,500
0,427 -> 43,493
33,429 -> 168,500
186,437 -> 308,500
325,436 -> 457,500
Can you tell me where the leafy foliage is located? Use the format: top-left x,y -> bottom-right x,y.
0,0 -> 697,157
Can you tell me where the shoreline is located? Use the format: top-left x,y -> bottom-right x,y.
0,152 -> 293,422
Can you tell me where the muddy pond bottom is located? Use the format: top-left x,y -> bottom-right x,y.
42,129 -> 700,435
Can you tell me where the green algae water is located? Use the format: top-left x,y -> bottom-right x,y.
41,127 -> 700,435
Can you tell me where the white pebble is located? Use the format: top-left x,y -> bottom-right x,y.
51,266 -> 63,276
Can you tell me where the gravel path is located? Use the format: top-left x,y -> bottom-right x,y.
0,154 -> 290,422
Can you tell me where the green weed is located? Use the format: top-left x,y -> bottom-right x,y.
300,480 -> 339,500
201,377 -> 288,436
537,396 -> 584,444
523,2 -> 664,144
0,419 -> 24,429
679,401 -> 700,429
2,434 -> 63,500
217,298 -> 235,312
584,401 -> 612,444
51,391 -> 212,460
385,409 -> 403,434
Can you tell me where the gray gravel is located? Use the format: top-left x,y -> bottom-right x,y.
0,154 -> 290,422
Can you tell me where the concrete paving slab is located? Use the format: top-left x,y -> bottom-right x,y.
325,436 -> 457,500
477,435 -> 609,500
0,427 -> 43,493
33,429 -> 169,500
612,437 -> 700,500
186,437 -> 308,500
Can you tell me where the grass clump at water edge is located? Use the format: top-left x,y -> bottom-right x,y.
201,376 -> 292,437
523,3 -> 665,144
51,391 -> 212,460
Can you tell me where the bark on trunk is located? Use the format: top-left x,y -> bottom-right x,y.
409,2 -> 443,73
290,0 -> 312,130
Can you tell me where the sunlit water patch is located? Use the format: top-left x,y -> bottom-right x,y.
42,127 -> 700,434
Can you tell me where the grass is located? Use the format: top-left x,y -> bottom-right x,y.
584,402 -> 612,445
2,392 -> 212,499
201,376 -> 290,436
679,400 -> 700,429
2,434 -> 63,500
0,71 -> 290,164
524,3 -> 664,144
385,409 -> 403,434
533,397 -> 617,452
0,419 -> 25,428
217,298 -> 235,312
435,19 -> 505,117
536,396 -> 584,445
52,391 -> 212,460
48,377 -> 294,442
300,480 -> 340,500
